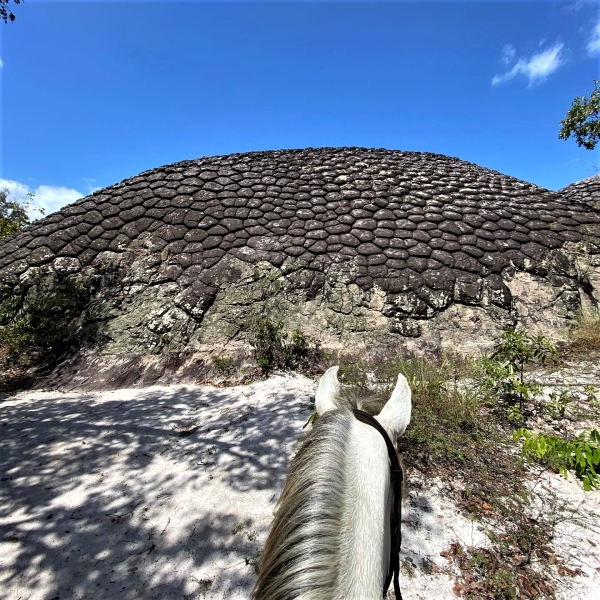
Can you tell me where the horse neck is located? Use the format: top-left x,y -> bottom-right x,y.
336,417 -> 392,599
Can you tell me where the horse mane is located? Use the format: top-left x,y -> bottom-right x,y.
251,389 -> 387,600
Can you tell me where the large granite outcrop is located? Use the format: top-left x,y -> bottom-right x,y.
1,148 -> 599,388
558,174 -> 600,210
557,173 -> 600,313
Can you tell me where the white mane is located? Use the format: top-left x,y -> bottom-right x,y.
251,366 -> 412,600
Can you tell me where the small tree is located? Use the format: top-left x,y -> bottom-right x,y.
0,188 -> 43,240
559,80 -> 600,150
476,329 -> 557,422
1,0 -> 22,24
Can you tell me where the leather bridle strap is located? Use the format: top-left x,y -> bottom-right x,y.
352,409 -> 404,600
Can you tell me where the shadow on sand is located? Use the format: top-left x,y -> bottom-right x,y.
0,376 -> 315,599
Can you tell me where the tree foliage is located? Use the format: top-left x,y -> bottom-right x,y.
559,80 -> 600,150
1,0 -> 21,24
0,188 -> 42,240
249,316 -> 309,372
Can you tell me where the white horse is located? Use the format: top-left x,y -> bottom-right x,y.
252,365 -> 412,600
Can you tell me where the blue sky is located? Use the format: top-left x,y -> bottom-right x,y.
0,1 -> 599,216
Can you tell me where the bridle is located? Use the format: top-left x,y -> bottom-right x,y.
352,409 -> 404,600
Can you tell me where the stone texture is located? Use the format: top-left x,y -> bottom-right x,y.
0,147 -> 599,387
558,174 -> 600,211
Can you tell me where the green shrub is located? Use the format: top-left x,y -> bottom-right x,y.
290,328 -> 307,354
546,388 -> 577,421
0,277 -> 90,356
585,384 -> 599,406
514,428 -> 600,491
474,329 -> 556,422
250,316 -> 285,371
249,316 -> 310,373
210,355 -> 236,376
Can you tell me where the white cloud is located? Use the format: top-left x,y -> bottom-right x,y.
0,57 -> 3,69
0,178 -> 84,219
492,42 -> 564,86
34,185 -> 85,215
500,44 -> 516,65
587,22 -> 600,56
83,177 -> 101,194
560,0 -> 598,15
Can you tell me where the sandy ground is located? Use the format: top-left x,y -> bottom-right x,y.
528,470 -> 600,600
1,374 -> 599,600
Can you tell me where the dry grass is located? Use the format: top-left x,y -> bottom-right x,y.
337,351 -> 487,464
336,349 -> 572,598
569,307 -> 600,353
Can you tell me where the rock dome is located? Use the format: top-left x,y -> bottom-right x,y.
1,147 -> 599,389
558,174 -> 600,210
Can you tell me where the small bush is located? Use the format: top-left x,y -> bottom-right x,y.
290,329 -> 307,354
210,355 -> 236,376
249,316 -> 311,373
473,329 -> 556,423
0,277 -> 90,357
545,388 -> 577,421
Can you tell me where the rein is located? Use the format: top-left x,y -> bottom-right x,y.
352,409 -> 404,600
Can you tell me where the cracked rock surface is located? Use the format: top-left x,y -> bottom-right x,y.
558,174 -> 600,210
0,148 -> 599,388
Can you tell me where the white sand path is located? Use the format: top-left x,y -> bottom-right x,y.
0,375 -> 315,600
0,375 -> 598,600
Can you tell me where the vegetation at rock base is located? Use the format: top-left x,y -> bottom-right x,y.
248,315 -> 313,373
0,188 -> 44,240
0,277 -> 91,389
0,277 -> 89,353
570,306 -> 600,353
559,79 -> 600,150
210,354 -> 236,376
333,329 -> 597,491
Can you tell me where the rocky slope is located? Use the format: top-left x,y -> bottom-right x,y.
0,148 -> 599,389
558,173 -> 600,210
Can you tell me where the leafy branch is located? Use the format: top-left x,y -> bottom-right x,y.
0,189 -> 44,240
559,80 -> 600,150
514,428 -> 600,491
1,0 -> 22,24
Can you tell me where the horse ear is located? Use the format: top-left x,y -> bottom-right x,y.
315,366 -> 341,415
376,373 -> 412,439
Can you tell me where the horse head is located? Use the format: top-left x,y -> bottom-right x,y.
316,365 -> 412,439
252,366 -> 412,600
